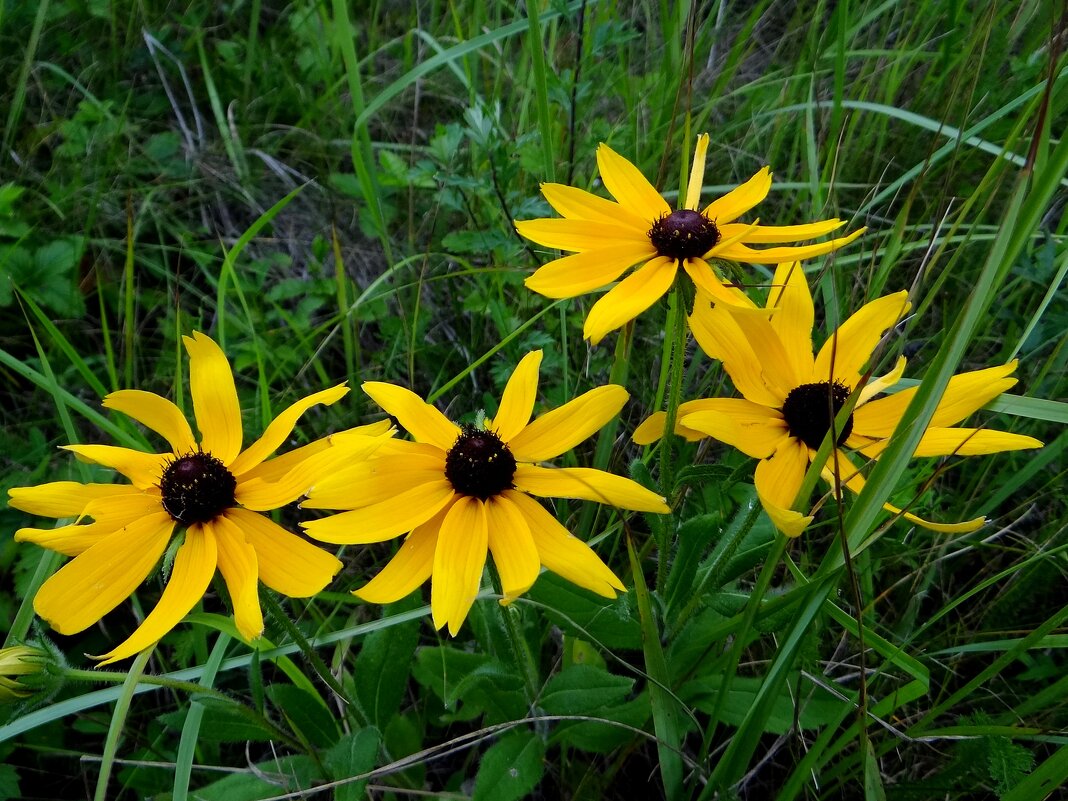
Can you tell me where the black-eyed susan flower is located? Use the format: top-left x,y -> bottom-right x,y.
515,133 -> 863,344
9,332 -> 392,665
301,350 -> 670,635
634,263 -> 1042,536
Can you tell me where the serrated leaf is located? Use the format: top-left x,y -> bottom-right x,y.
267,684 -> 339,748
472,730 -> 546,801
324,727 -> 380,801
540,665 -> 634,716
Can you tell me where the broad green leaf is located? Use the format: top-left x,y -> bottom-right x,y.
472,730 -> 546,801
267,684 -> 339,749
540,664 -> 635,716
354,597 -> 421,729
324,727 -> 381,801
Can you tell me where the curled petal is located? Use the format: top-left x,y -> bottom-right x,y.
355,508 -> 445,605
302,480 -> 456,544
754,442 -> 812,537
62,445 -> 169,490
812,291 -> 910,387
509,385 -> 628,462
538,181 -> 649,230
514,465 -> 669,513
212,515 -> 264,641
362,382 -> 460,451
8,482 -> 142,519
228,508 -> 341,598
702,167 -> 772,224
718,227 -> 865,264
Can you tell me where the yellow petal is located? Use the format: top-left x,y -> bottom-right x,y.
680,259 -> 756,308
227,507 -> 341,598
538,181 -> 649,230
103,390 -> 197,454
354,507 -> 445,604
702,167 -> 771,223
741,218 -> 845,243
854,362 -> 1019,437
16,492 -> 161,557
514,218 -> 653,252
33,511 -> 175,636
718,227 -> 865,264
489,351 -> 542,442
583,256 -> 677,345
856,357 -> 907,406
228,384 -> 349,476
303,451 -> 445,509
524,244 -> 651,299
485,494 -> 540,603
431,496 -> 488,635
238,420 -> 394,484
857,427 -> 1043,458
514,465 -> 669,513
813,291 -> 910,387
62,445 -> 169,490
183,331 -> 243,465
722,301 -> 801,396
632,397 -> 734,445
302,480 -> 456,544
596,142 -> 671,220
824,451 -> 985,533
508,384 -> 628,462
362,382 -> 460,451
212,516 -> 264,641
683,133 -> 710,211
766,262 -> 814,379
16,520 -> 122,557
8,481 -> 141,519
506,490 -> 624,598
689,303 -> 782,407
680,402 -> 790,459
754,441 -> 812,537
94,523 -> 218,665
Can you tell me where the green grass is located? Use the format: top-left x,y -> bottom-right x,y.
0,2 -> 1065,799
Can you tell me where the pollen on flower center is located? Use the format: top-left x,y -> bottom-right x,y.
781,381 -> 855,450
159,452 -> 237,524
444,425 -> 517,500
648,209 -> 720,260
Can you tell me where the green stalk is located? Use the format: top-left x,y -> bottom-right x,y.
524,0 -> 556,182
494,570 -> 539,706
172,634 -> 230,801
94,648 -> 152,801
656,283 -> 688,588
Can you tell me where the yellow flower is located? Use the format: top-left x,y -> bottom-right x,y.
301,351 -> 670,635
515,133 -> 863,344
0,645 -> 47,702
634,263 -> 1042,536
9,332 -> 391,665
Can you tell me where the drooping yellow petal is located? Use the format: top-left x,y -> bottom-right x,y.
485,494 -> 540,603
524,244 -> 652,299
61,445 -> 169,490
514,465 -> 669,513
754,441 -> 812,537
32,511 -> 175,636
508,385 -> 628,462
94,523 -> 218,665
302,480 -> 456,544
718,227 -> 865,264
766,262 -> 815,380
238,420 -> 393,484
741,218 -> 846,243
722,301 -> 801,396
489,351 -> 542,442
856,428 -> 1043,459
507,490 -> 624,598
633,395 -> 746,445
362,382 -> 461,451
683,134 -> 710,211
596,142 -> 671,220
812,290 -> 910,387
228,384 -> 350,476
354,507 -> 445,604
583,256 -> 678,344
680,259 -> 756,308
183,332 -> 243,465
431,496 -> 488,635
538,181 -> 650,230
212,516 -> 264,641
824,451 -> 985,533
702,167 -> 772,224
102,390 -> 197,455
856,357 -> 907,406
16,520 -> 123,557
854,362 -> 1019,437
227,508 -> 341,598
303,451 -> 445,510
680,402 -> 790,459
8,482 -> 141,519
689,304 -> 782,408
514,218 -> 653,253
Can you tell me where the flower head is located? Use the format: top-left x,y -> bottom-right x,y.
301,351 -> 670,635
515,134 -> 863,344
10,332 -> 391,665
0,645 -> 48,702
634,263 -> 1042,536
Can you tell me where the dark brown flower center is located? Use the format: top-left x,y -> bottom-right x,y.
648,209 -> 720,260
159,452 -> 237,524
781,381 -> 855,450
444,425 -> 517,499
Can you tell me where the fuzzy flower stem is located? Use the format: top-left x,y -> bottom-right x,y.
656,282 -> 688,588
493,568 -> 540,707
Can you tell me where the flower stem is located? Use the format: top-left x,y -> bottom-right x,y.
656,282 -> 688,588
94,647 -> 151,801
493,569 -> 540,707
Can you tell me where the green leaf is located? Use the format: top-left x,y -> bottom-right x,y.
266,684 -> 339,748
553,693 -> 652,754
472,730 -> 546,801
186,755 -> 318,801
324,727 -> 381,801
681,675 -> 842,734
527,572 -> 640,650
161,696 -> 275,743
864,740 -> 887,801
0,765 -> 20,801
354,597 -> 421,729
412,647 -> 525,723
539,665 -> 635,716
